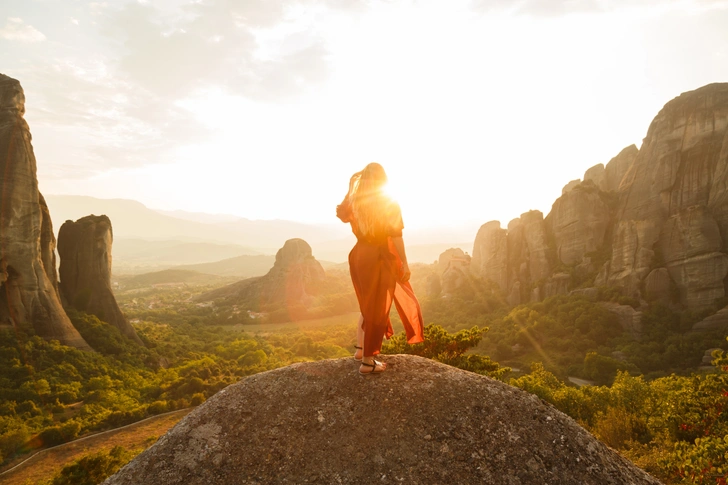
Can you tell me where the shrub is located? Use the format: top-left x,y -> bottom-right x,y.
48,446 -> 138,485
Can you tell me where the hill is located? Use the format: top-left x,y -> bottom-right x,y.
173,254 -> 277,278
195,239 -> 358,323
115,270 -> 228,289
103,355 -> 660,485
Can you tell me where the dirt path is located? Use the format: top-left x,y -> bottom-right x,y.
0,408 -> 192,485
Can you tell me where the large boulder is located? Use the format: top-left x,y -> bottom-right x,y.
599,302 -> 643,340
103,356 -> 661,485
0,74 -> 90,350
693,306 -> 728,332
58,215 -> 142,344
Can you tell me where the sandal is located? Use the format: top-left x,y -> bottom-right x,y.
359,359 -> 386,376
354,345 -> 363,362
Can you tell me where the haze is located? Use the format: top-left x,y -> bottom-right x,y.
3,0 -> 728,233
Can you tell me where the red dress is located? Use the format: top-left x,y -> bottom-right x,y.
337,199 -> 424,357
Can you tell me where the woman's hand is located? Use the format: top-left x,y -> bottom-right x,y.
400,262 -> 411,283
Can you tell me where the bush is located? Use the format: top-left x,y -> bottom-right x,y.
190,393 -> 206,406
48,446 -> 138,485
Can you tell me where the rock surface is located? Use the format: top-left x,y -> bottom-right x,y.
562,179 -> 581,194
604,145 -> 638,193
693,306 -> 728,332
605,83 -> 728,308
437,248 -> 471,296
599,302 -> 643,340
104,356 -> 662,485
260,238 -> 325,306
471,84 -> 728,314
471,221 -> 508,291
0,74 -> 90,350
58,215 -> 142,344
546,182 -> 612,266
643,268 -> 674,304
196,238 -> 328,320
584,163 -> 606,191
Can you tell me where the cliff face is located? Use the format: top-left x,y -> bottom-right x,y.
0,74 -> 90,350
472,83 -> 728,314
103,355 -> 660,485
607,83 -> 728,310
57,215 -> 142,344
471,210 -> 553,305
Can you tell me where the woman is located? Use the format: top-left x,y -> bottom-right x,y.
336,163 -> 424,375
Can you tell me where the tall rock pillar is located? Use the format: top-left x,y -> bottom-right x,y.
0,74 -> 91,350
58,215 -> 142,344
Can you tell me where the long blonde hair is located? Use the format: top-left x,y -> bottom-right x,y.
348,163 -> 391,239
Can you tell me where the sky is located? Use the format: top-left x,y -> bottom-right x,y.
2,0 -> 728,234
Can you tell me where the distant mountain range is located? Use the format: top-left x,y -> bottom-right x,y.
44,195 -> 475,271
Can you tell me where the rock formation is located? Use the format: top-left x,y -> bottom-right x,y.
545,182 -> 612,266
471,221 -> 508,291
471,211 -> 552,304
472,83 -> 728,316
606,83 -> 728,310
195,238 -> 335,321
693,306 -> 728,332
0,74 -> 90,350
599,302 -> 643,340
603,144 -> 638,193
58,215 -> 142,344
562,178 -> 581,194
259,238 -> 325,307
437,248 -> 471,296
103,356 -> 661,485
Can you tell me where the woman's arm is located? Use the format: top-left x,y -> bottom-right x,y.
391,236 -> 411,282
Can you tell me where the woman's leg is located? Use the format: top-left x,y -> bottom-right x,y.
354,314 -> 364,360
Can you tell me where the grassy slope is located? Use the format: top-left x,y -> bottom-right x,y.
0,410 -> 191,485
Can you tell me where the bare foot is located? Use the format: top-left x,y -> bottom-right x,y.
354,348 -> 363,361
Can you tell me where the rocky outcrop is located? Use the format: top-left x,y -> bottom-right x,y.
437,248 -> 471,296
659,206 -> 728,310
604,144 -> 638,192
643,268 -> 674,304
693,306 -> 728,332
471,212 -> 552,304
604,84 -> 728,309
599,302 -> 643,340
196,239 -> 330,320
515,211 -> 551,284
546,182 -> 612,266
544,273 -> 570,298
473,84 -> 728,316
0,74 -> 90,350
471,221 -> 508,291
103,356 -> 661,485
58,215 -> 142,344
260,238 -> 325,306
584,163 -> 606,191
562,178 -> 581,194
